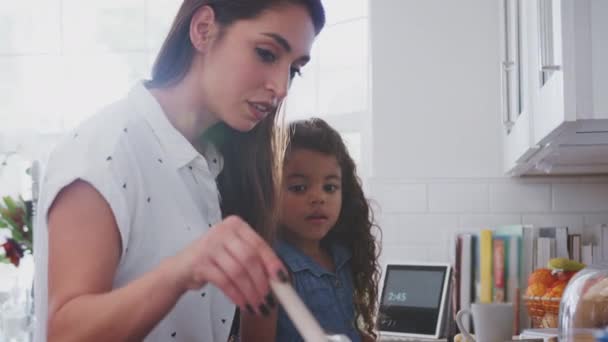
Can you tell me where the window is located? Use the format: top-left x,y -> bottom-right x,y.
0,0 -> 371,298
284,0 -> 370,175
0,0 -> 370,192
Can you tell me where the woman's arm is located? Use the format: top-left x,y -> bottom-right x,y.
240,269 -> 293,341
47,180 -> 286,342
47,180 -> 186,341
241,269 -> 297,342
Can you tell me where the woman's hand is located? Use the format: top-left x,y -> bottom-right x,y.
361,332 -> 377,342
172,215 -> 287,315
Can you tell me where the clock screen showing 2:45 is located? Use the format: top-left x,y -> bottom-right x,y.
382,268 -> 445,308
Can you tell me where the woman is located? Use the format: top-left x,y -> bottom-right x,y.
33,1 -> 325,341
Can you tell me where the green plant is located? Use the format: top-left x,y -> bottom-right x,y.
0,196 -> 32,267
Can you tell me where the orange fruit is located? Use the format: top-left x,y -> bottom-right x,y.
545,282 -> 566,298
526,282 -> 547,297
528,268 -> 557,288
556,270 -> 577,282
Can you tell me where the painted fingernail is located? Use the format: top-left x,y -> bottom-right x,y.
265,293 -> 276,308
246,304 -> 255,315
277,269 -> 288,283
259,304 -> 270,316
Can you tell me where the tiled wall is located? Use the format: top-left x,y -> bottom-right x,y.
369,177 -> 608,264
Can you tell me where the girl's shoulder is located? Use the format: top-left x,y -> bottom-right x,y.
274,240 -> 310,273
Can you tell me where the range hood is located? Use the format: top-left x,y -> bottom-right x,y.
510,120 -> 608,176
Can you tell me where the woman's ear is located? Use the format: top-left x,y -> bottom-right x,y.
190,5 -> 218,53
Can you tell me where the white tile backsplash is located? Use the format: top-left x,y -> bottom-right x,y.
553,183 -> 608,212
370,178 -> 608,263
369,181 -> 427,213
429,183 -> 489,213
489,183 -> 552,213
459,213 -> 521,229
379,213 -> 458,246
427,246 -> 452,262
584,214 -> 608,226
379,245 -> 431,266
579,177 -> 608,184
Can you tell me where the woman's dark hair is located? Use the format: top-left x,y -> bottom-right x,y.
147,0 -> 324,242
149,0 -> 324,88
285,118 -> 382,339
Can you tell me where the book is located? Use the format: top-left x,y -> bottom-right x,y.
508,236 -> 521,334
536,237 -> 555,269
597,224 -> 608,262
583,224 -> 607,263
582,244 -> 593,265
493,238 -> 506,302
459,234 -> 474,332
522,226 -> 538,285
568,234 -> 582,262
453,234 -> 461,314
479,230 -> 493,303
493,225 -> 528,333
538,227 -> 569,259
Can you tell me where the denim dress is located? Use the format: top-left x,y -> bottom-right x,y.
274,240 -> 361,342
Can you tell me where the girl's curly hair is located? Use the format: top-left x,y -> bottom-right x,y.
285,118 -> 381,339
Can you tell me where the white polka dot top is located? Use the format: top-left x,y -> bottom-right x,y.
33,82 -> 235,342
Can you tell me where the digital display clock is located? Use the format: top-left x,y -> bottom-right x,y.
377,263 -> 451,339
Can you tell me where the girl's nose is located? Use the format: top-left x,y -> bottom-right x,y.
310,191 -> 326,205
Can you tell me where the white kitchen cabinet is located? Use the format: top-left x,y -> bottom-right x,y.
500,0 -> 608,176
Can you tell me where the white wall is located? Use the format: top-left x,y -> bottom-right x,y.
369,0 -> 608,264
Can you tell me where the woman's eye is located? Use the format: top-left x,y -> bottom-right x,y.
288,184 -> 306,193
255,47 -> 277,63
290,67 -> 302,79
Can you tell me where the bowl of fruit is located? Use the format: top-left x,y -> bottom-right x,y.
524,258 -> 585,328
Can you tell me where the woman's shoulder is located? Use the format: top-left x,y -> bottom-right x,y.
39,94 -> 154,228
45,114 -> 133,182
45,84 -> 157,181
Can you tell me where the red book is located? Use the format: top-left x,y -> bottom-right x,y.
493,238 -> 505,302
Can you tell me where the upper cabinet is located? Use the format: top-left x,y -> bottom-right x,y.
500,0 -> 608,176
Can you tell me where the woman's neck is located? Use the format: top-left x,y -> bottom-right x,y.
148,73 -> 218,144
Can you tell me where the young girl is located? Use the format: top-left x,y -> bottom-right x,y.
34,1 -> 325,341
241,118 -> 382,342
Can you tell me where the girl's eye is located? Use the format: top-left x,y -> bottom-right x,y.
324,184 -> 340,193
288,184 -> 306,193
290,67 -> 302,79
255,47 -> 277,63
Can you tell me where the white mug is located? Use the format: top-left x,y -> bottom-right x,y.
455,303 -> 513,342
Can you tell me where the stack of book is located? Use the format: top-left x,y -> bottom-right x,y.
450,224 -> 608,336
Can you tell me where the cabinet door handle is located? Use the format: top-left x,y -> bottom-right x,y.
541,64 -> 561,71
501,62 -> 515,132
